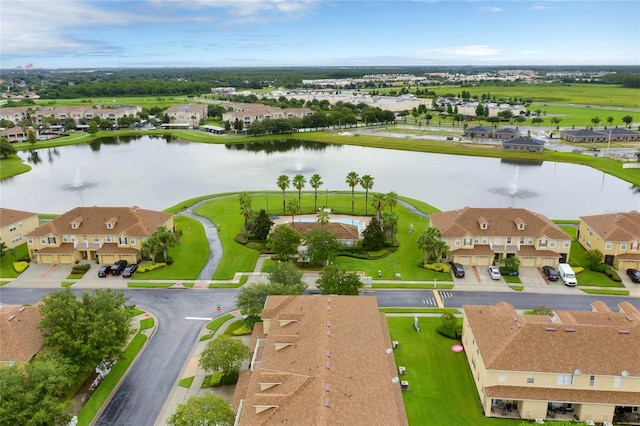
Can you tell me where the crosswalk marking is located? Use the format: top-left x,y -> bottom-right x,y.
422,298 -> 436,306
440,292 -> 453,299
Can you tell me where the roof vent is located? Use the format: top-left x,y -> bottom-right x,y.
326,350 -> 331,357
545,327 -> 556,331
18,307 -> 26,313
625,316 -> 633,322
327,305 -> 331,312
326,321 -> 331,327
619,330 -> 630,334
574,369 -> 582,375
325,361 -> 330,369
326,330 -> 331,337
515,322 -> 522,328
327,298 -> 331,304
621,370 -> 629,377
324,398 -> 330,408
564,328 -> 576,332
7,315 -> 15,321
325,383 -> 331,392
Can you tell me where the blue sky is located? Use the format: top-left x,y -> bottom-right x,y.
1,0 -> 638,68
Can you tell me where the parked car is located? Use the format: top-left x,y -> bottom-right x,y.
627,268 -> 640,284
449,262 -> 465,278
122,264 -> 138,278
488,266 -> 501,280
98,265 -> 110,277
109,260 -> 128,276
557,263 -> 578,287
542,266 -> 559,281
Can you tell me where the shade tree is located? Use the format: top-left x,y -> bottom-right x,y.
167,394 -> 235,426
199,335 -> 248,383
316,265 -> 363,295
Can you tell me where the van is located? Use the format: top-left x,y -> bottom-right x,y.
557,263 -> 577,287
449,262 -> 465,278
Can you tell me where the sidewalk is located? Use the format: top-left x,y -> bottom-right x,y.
155,309 -> 249,426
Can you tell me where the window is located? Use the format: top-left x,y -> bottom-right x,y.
494,237 -> 501,244
41,237 -> 46,244
605,242 -> 612,250
498,372 -> 507,383
63,235 -> 69,242
107,222 -> 113,229
472,358 -> 476,370
130,237 -> 136,245
28,237 -> 33,244
539,239 -> 548,248
564,241 -> 570,248
18,222 -> 23,227
72,222 -> 78,229
464,238 -> 472,246
482,237 -> 488,244
550,240 -> 556,247
586,240 -> 592,248
12,236 -> 22,244
119,237 -> 127,245
9,224 -> 16,232
613,377 -> 622,388
455,238 -> 461,246
526,373 -> 535,384
520,237 -> 525,244
527,238 -> 533,245
589,375 -> 595,387
47,237 -> 56,244
474,238 -> 479,244
71,236 -> 76,242
106,235 -> 112,242
506,237 -> 512,244
621,242 -> 627,250
557,374 -> 573,385
94,236 -> 99,242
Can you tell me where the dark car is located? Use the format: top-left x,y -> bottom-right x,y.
109,260 -> 128,276
449,262 -> 465,278
542,266 -> 559,281
98,265 -> 110,277
627,269 -> 640,284
122,264 -> 138,278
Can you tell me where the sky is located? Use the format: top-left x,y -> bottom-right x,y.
1,0 -> 639,69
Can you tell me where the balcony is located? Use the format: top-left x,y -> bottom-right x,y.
74,240 -> 104,250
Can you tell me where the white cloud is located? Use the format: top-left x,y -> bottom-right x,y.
478,6 -> 503,12
433,45 -> 503,57
531,2 -> 553,10
149,0 -> 320,19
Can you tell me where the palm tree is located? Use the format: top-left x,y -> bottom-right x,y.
345,171 -> 360,213
382,211 -> 399,243
360,174 -> 374,214
417,227 -> 442,265
386,191 -> 398,213
287,198 -> 300,224
239,192 -> 252,237
309,173 -> 323,211
433,240 -> 449,267
277,174 -> 290,213
292,174 -> 306,208
371,193 -> 387,222
317,209 -> 330,227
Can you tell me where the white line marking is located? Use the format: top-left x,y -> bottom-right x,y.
185,316 -> 213,321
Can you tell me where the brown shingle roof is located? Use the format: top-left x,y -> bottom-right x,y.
430,207 -> 570,240
286,222 -> 360,240
579,210 -> 640,241
485,385 -> 640,405
235,295 -> 408,426
26,206 -> 171,238
0,208 -> 37,228
0,304 -> 44,363
464,302 -> 640,377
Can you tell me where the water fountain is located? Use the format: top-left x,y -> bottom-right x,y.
62,165 -> 97,191
489,165 -> 538,199
510,166 -> 520,195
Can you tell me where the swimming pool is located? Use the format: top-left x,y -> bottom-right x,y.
294,218 -> 366,231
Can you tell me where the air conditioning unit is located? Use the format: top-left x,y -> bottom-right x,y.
392,341 -> 399,349
398,366 -> 406,375
401,381 -> 409,390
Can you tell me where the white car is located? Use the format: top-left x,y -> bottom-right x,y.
488,266 -> 501,280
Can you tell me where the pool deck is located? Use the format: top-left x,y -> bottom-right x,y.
271,213 -> 373,229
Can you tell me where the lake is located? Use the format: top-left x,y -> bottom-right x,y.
2,136 -> 639,219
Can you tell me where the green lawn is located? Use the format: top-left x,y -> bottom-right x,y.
178,376 -> 194,388
0,156 -> 32,179
387,317 -> 522,426
568,241 -> 625,287
0,243 -> 29,279
131,216 -> 208,280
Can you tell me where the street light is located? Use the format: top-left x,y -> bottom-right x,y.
607,129 -> 612,156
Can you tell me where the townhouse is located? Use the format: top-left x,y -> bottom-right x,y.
578,210 -> 640,270
463,301 -> 640,423
0,208 -> 40,249
26,206 -> 173,265
232,295 -> 408,425
429,207 -> 572,267
222,103 -> 313,127
163,104 -> 208,127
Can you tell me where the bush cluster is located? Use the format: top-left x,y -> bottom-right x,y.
573,266 -> 585,274
13,261 -> 29,273
436,325 -> 462,340
605,269 -> 622,282
590,263 -> 609,273
71,263 -> 91,274
424,263 -> 450,273
232,326 -> 253,336
137,262 -> 166,273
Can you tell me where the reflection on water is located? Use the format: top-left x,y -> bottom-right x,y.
4,136 -> 639,218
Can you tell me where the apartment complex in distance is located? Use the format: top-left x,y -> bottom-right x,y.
0,208 -> 40,249
578,210 -> 640,270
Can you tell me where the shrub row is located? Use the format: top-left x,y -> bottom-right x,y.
71,263 -> 91,274
137,262 -> 166,273
436,325 -> 462,340
13,261 -> 29,273
590,263 -> 609,273
232,326 -> 253,336
605,269 -> 622,282
424,263 -> 450,273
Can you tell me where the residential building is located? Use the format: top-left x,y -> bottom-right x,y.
1,126 -> 32,142
26,206 -> 173,264
0,105 -> 141,128
462,301 -> 640,423
464,125 -> 494,138
222,104 -> 313,127
492,128 -> 521,139
560,128 -> 640,143
429,207 -> 572,266
578,210 -> 640,270
232,295 -> 408,426
287,221 -> 362,247
0,208 -> 40,249
0,304 -> 44,365
502,137 -> 545,153
164,104 -> 208,126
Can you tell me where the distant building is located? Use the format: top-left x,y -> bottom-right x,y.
232,295 -> 408,425
0,105 -> 141,128
0,208 -> 40,249
222,104 -> 313,127
492,128 -> 521,140
560,128 -> 640,143
464,125 -> 494,138
502,137 -> 545,153
164,104 -> 208,126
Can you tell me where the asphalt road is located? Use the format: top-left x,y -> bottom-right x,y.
2,287 -> 638,425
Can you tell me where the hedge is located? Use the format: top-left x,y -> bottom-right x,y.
13,261 -> 29,273
436,325 -> 463,340
137,262 -> 166,273
424,263 -> 450,273
71,263 -> 91,274
605,269 -> 622,282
